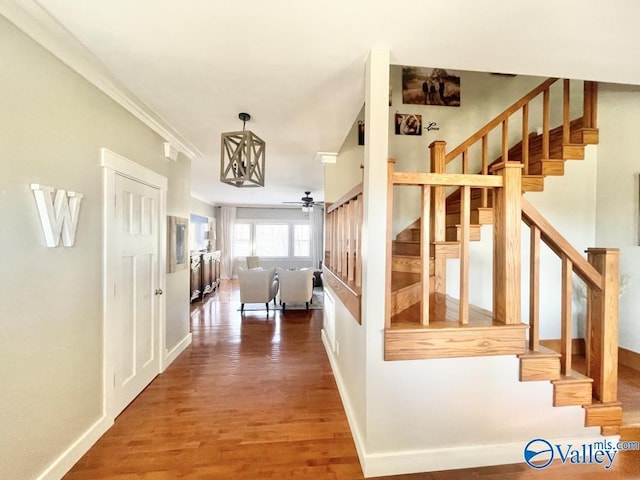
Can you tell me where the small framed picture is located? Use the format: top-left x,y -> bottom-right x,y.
395,113 -> 422,136
168,215 -> 189,273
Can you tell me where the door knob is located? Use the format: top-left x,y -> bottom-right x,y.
155,288 -> 163,295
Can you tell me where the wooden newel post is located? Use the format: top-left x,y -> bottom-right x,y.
491,162 -> 522,324
429,141 -> 447,296
586,248 -> 619,403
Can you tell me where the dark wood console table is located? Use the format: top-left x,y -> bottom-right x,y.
190,250 -> 221,302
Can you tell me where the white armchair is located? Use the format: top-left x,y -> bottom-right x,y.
237,267 -> 279,313
277,267 -> 314,312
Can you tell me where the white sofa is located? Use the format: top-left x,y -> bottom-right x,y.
237,267 -> 279,313
276,267 -> 314,312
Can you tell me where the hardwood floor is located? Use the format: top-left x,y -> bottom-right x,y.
65,280 -> 640,479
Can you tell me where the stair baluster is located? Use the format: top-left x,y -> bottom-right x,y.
324,183 -> 364,323
420,185 -> 430,325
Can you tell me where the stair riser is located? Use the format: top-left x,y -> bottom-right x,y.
571,128 -> 599,145
519,356 -> 561,382
397,228 -> 420,242
393,242 -> 420,256
584,404 -> 623,427
446,208 -> 494,227
385,326 -> 527,360
522,176 -> 545,192
431,242 -> 459,259
528,160 -> 565,176
446,225 -> 482,242
391,256 -> 434,275
553,381 -> 593,407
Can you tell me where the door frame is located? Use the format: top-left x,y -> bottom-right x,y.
101,148 -> 168,421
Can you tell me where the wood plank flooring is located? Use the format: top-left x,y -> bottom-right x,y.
65,280 -> 640,479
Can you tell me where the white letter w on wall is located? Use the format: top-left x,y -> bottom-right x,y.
30,184 -> 84,247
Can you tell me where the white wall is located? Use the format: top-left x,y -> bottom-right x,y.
0,17 -> 191,479
190,196 -> 216,218
324,105 -> 365,203
596,83 -> 640,353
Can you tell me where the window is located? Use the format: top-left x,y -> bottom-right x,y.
233,223 -> 251,257
255,224 -> 289,257
232,220 -> 312,259
293,224 -> 310,257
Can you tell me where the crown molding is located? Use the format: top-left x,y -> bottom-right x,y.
1,0 -> 202,160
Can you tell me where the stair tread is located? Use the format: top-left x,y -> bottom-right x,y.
389,294 -> 527,330
518,346 -> 562,359
552,371 -> 594,384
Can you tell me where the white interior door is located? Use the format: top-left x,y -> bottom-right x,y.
111,173 -> 160,416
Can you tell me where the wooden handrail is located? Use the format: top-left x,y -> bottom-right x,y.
445,78 -> 558,163
521,199 -> 602,290
392,172 -> 503,187
327,182 -> 363,214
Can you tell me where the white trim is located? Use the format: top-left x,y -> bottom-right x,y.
101,149 -> 167,421
361,434 -> 611,478
321,331 -> 368,472
163,333 -> 193,371
0,1 -> 200,161
35,415 -> 112,480
101,148 -> 168,189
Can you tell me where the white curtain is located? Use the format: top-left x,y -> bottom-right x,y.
311,206 -> 324,269
220,206 -> 236,279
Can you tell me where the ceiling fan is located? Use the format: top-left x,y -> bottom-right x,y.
283,191 -> 324,212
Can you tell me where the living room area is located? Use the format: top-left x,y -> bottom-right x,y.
188,202 -> 325,314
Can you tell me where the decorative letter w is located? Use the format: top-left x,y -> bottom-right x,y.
31,184 -> 84,247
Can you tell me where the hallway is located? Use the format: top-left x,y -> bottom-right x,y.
64,281 -> 640,479
66,280 -> 364,479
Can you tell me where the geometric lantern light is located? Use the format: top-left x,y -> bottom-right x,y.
220,112 -> 266,187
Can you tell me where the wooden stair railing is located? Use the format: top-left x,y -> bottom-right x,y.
385,77 -> 620,431
521,199 -> 620,408
386,159 -> 522,327
324,183 -> 363,323
444,78 -> 598,181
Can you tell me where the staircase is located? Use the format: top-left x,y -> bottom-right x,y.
384,79 -> 622,434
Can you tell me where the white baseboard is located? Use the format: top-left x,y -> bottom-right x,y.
321,330 -> 368,471
163,332 -> 192,371
36,415 -> 112,480
321,330 -> 609,478
363,432 -> 615,478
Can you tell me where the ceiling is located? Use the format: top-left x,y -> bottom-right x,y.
9,0 -> 640,207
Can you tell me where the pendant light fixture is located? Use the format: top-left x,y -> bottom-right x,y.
220,112 -> 266,187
